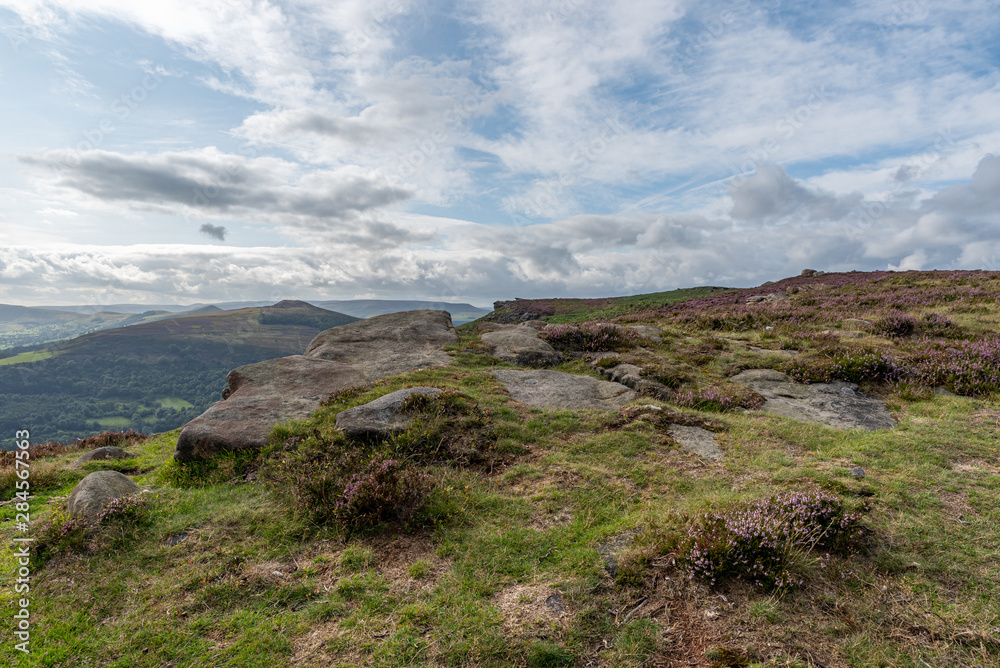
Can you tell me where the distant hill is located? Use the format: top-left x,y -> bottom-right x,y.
314,299 -> 491,324
0,302 -> 359,445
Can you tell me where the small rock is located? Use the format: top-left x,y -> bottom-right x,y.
336,387 -> 443,439
668,424 -> 723,460
71,446 -> 137,468
801,269 -> 818,277
544,593 -> 566,614
67,471 -> 141,519
851,467 -> 866,478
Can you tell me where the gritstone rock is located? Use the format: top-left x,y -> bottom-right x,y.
481,326 -> 562,367
730,369 -> 895,431
68,470 -> 141,518
175,310 -> 458,461
336,387 -> 443,439
492,369 -> 637,410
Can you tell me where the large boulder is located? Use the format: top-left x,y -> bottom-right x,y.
67,470 -> 141,518
305,309 -> 458,381
336,387 -> 442,439
70,446 -> 137,468
731,369 -> 895,430
492,369 -> 637,410
481,326 -> 562,367
176,356 -> 365,461
176,310 -> 459,461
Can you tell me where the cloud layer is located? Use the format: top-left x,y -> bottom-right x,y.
1,0 -> 1000,305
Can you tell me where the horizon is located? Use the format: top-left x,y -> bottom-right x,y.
2,2 -> 1000,305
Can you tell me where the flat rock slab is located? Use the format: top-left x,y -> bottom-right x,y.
731,369 -> 895,431
305,309 -> 458,381
336,387 -> 443,439
668,424 -> 723,460
176,310 -> 459,461
71,446 -> 137,467
492,369 -> 637,411
481,326 -> 561,367
68,470 -> 140,518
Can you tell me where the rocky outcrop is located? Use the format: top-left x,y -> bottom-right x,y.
67,470 -> 141,518
481,326 -> 562,367
336,387 -> 442,439
70,446 -> 137,468
731,369 -> 895,431
175,310 -> 459,461
492,370 -> 637,410
305,310 -> 457,380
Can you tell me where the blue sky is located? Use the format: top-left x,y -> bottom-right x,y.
1,0 -> 999,307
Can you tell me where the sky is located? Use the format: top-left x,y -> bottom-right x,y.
1,0 -> 999,307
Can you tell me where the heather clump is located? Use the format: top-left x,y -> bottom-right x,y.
872,312 -> 917,338
32,494 -> 151,566
539,322 -> 643,351
672,491 -> 870,590
782,346 -> 902,385
905,335 -> 1000,396
671,384 -> 764,412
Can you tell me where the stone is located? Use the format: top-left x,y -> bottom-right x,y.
176,310 -> 459,461
67,470 -> 141,519
668,424 -> 723,460
626,325 -> 664,342
176,356 -> 366,461
492,369 -> 638,411
801,268 -> 818,277
481,326 -> 562,367
336,387 -> 443,439
730,369 -> 895,431
305,309 -> 458,381
71,446 -> 137,468
851,467 -> 866,478
746,293 -> 786,304
840,318 -> 874,332
598,363 -> 673,400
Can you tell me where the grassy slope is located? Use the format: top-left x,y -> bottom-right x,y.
2,271 -> 999,667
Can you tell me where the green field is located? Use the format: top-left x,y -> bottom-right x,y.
0,350 -> 54,366
157,397 -> 195,410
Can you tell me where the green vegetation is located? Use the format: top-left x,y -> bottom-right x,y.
2,271 -> 999,666
0,350 -> 54,366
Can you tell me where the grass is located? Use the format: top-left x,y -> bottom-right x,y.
2,271 -> 999,666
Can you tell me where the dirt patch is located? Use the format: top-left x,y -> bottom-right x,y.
938,490 -> 976,521
970,408 -> 1000,429
951,459 -> 1000,474
493,583 -> 570,633
530,506 -> 573,530
292,621 -> 344,667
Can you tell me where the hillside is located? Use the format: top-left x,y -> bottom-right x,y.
2,270 -> 999,667
0,302 -> 359,445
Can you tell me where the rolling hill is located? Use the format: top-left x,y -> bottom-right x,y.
0,301 -> 359,446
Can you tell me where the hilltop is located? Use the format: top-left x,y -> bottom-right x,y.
2,270 -> 999,667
